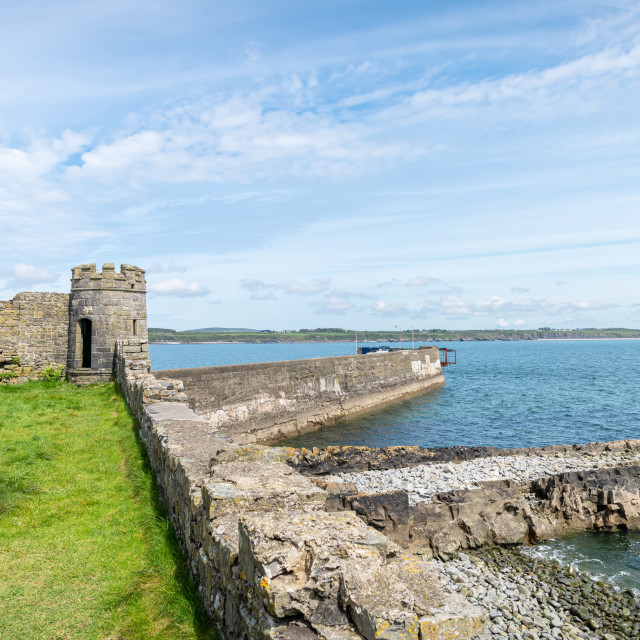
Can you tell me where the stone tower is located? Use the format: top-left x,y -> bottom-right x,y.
67,263 -> 147,384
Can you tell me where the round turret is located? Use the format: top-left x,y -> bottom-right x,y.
67,263 -> 147,384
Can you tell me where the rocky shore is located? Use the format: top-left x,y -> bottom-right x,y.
431,546 -> 639,640
313,443 -> 640,639
324,449 -> 640,505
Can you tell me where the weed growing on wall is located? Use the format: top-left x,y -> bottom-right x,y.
41,363 -> 65,382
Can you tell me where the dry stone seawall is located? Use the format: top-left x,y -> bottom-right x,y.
155,348 -> 444,444
0,292 -> 69,383
116,340 -> 485,640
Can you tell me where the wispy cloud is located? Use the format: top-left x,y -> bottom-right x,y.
558,300 -> 617,312
370,300 -> 410,317
430,295 -> 555,318
376,279 -> 400,288
382,40 -> 640,123
405,276 -> 442,288
315,294 -> 356,315
146,262 -> 189,274
241,277 -> 331,296
148,278 -> 210,297
250,291 -> 277,301
7,263 -> 58,284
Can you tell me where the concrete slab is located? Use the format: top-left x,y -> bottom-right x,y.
146,401 -> 206,422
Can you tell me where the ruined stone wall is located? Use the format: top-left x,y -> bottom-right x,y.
115,340 -> 485,640
1,262 -> 148,385
156,348 -> 444,444
0,292 -> 69,383
0,298 -> 19,375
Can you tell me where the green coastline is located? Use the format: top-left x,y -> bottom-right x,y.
149,327 -> 640,344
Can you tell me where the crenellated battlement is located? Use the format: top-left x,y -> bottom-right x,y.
71,263 -> 146,292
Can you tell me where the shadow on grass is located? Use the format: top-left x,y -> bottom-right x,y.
117,388 -> 219,640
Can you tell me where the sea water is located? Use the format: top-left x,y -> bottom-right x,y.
524,531 -> 640,593
151,339 -> 640,449
149,339 -> 640,586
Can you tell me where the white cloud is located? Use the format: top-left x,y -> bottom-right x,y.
511,286 -> 530,294
315,294 -> 356,315
0,131 -> 88,183
148,278 -> 210,297
376,279 -> 399,288
389,40 -> 640,122
146,262 -> 188,274
240,278 -> 268,292
495,318 -> 531,329
560,300 -> 616,311
241,277 -> 330,296
250,291 -> 277,301
275,278 -> 330,295
371,300 -> 410,317
10,263 -> 58,284
422,294 -> 617,321
434,295 -> 555,318
67,90 -> 412,187
405,276 -> 442,287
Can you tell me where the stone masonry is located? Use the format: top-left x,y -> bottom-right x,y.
0,292 -> 69,383
0,263 -> 147,384
115,339 -> 487,640
67,263 -> 148,384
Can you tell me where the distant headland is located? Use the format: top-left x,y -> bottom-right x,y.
149,326 -> 640,344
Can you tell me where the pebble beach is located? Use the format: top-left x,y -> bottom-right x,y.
431,547 -> 639,640
325,450 -> 640,639
327,450 -> 640,505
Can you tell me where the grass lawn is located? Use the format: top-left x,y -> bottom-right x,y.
0,381 -> 215,640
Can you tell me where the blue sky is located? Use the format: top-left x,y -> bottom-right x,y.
1,0 -> 639,330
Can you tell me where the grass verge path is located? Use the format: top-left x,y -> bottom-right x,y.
0,381 -> 215,640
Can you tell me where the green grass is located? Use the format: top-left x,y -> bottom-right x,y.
0,381 -> 215,640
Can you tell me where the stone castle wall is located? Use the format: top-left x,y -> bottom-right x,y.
115,339 -> 485,640
155,347 -> 444,444
0,292 -> 70,383
0,262 -> 147,384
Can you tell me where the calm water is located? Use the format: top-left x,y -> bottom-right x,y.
149,339 -> 640,586
150,341 -> 369,370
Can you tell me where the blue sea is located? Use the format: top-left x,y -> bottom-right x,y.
150,339 -> 640,586
151,339 -> 640,449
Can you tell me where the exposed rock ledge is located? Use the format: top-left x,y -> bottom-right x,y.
300,442 -> 640,559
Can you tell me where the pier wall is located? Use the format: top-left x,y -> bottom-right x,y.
155,348 -> 444,444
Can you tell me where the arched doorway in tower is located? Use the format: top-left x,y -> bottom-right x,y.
79,318 -> 92,368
